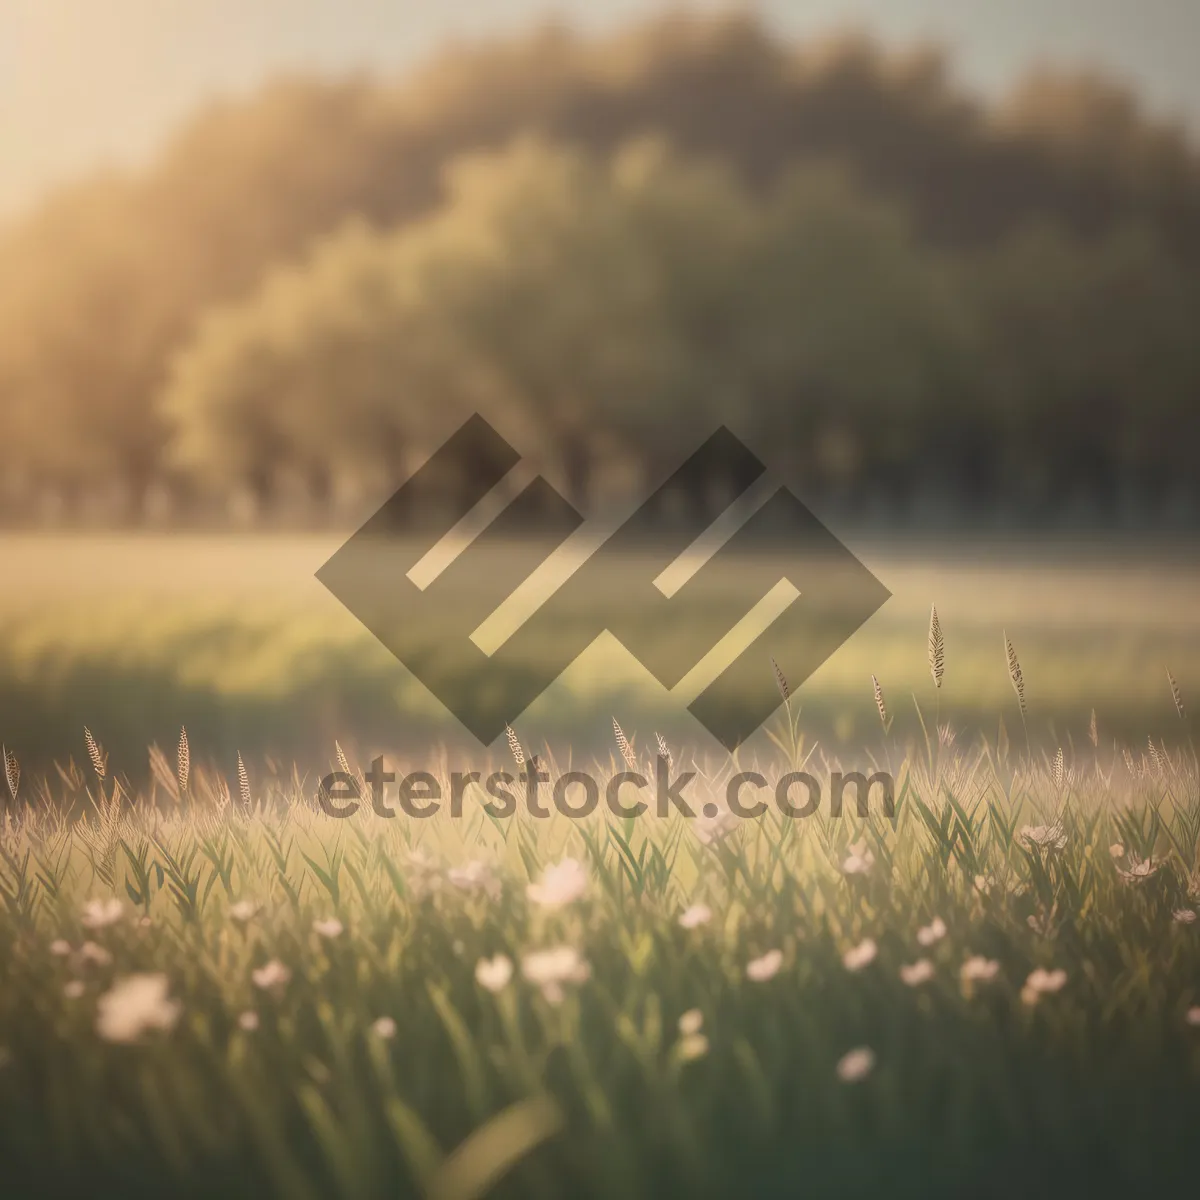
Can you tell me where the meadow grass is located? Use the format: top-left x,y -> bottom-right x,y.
2,711 -> 1200,1199
2,534 -> 1200,1197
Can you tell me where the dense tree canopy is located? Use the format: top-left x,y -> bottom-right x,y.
2,12 -> 1199,526
161,141 -> 973,513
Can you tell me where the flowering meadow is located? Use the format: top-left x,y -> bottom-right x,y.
2,706 -> 1200,1200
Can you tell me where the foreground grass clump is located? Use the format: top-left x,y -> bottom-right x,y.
2,738 -> 1200,1200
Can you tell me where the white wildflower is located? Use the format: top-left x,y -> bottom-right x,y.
916,917 -> 946,946
1021,967 -> 1067,1005
678,1008 -> 704,1037
1186,1006 -> 1200,1027
841,838 -> 875,876
81,898 -> 123,930
50,939 -> 72,957
371,1016 -> 397,1040
313,917 -> 344,939
836,1047 -> 875,1083
843,938 -> 878,972
229,900 -> 258,924
1173,909 -> 1197,925
475,954 -> 514,993
1118,855 -> 1161,885
238,1011 -> 259,1032
77,941 -> 113,968
95,973 -> 181,1043
1026,904 -> 1062,938
694,809 -> 740,846
64,980 -> 86,999
678,1034 -> 709,1061
678,903 -> 713,930
251,959 -> 291,994
1108,843 -> 1125,859
447,860 -> 501,900
402,847 -> 443,897
526,858 -> 588,909
745,949 -> 784,982
900,959 -> 935,986
960,955 -> 1001,983
1019,822 -> 1067,853
521,946 -> 591,1004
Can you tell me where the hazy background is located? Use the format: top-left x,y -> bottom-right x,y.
1,1 -> 1198,777
4,0 -> 1200,528
5,1 -> 1200,220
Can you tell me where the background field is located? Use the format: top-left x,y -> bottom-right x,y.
2,533 -> 1196,782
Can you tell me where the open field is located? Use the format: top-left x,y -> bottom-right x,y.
3,534 -> 1200,1197
0,533 -> 1197,779
1,734 -> 1200,1199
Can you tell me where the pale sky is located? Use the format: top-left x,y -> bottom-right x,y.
2,0 -> 1198,220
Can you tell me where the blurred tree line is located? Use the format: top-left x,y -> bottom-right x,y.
2,13 -> 1199,528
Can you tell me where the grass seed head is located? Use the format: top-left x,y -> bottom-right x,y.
2,747 -> 17,802
236,753 -> 252,808
613,718 -> 638,772
655,732 -> 672,769
771,658 -> 790,702
177,726 -> 190,796
928,605 -> 944,690
1003,631 -> 1026,715
83,727 -> 107,780
1167,669 -> 1185,720
1147,735 -> 1165,778
505,724 -> 525,767
871,674 -> 889,729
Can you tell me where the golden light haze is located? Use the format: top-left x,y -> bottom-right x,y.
4,0 -> 1200,218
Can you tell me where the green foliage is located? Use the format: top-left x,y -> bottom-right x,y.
2,14 -> 1200,521
158,141 -> 981,510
